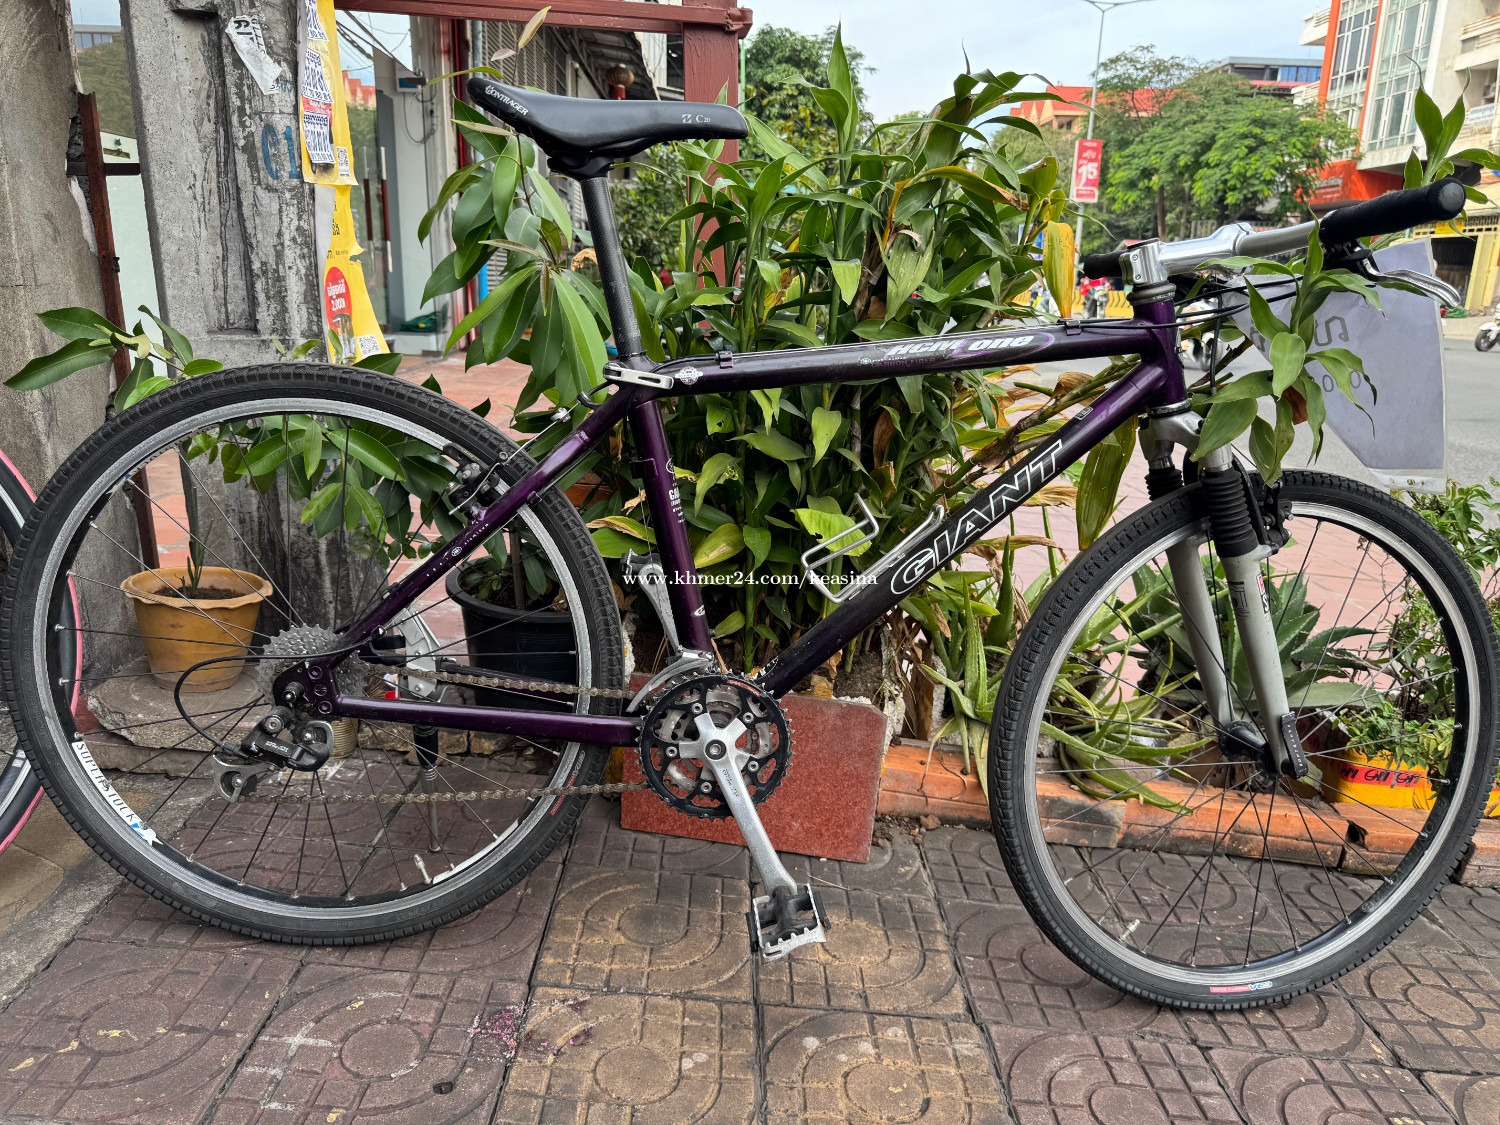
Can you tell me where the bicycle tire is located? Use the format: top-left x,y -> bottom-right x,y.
1,364 -> 622,943
991,470 -> 1500,1009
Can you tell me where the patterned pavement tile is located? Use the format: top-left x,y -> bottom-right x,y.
491,987 -> 756,1124
212,963 -> 520,1125
1336,947 -> 1500,1073
1424,882 -> 1500,959
302,858 -> 561,979
757,886 -> 966,1016
1211,1049 -> 1455,1124
987,1026 -> 1239,1124
762,1007 -> 1007,1124
945,901 -> 1184,1037
1423,1072 -> 1500,1124
921,826 -> 1022,907
0,940 -> 297,1125
568,798 -> 751,880
783,832 -> 934,900
533,867 -> 751,1000
1178,987 -> 1385,1060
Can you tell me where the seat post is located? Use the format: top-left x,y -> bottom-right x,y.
578,175 -> 644,360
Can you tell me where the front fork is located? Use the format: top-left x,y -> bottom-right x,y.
1142,410 -> 1308,779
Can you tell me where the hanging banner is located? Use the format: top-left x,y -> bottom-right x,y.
323,185 -> 389,362
1233,239 -> 1445,492
1072,138 -> 1102,204
298,0 -> 356,185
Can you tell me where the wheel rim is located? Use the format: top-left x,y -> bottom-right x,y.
22,393 -> 604,920
1014,494 -> 1482,990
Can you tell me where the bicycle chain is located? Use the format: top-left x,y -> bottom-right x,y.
233,661 -> 647,805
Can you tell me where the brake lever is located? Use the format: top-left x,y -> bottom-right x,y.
1354,259 -> 1461,307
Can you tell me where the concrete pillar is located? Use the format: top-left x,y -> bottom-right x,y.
0,0 -> 117,491
122,0 -> 321,362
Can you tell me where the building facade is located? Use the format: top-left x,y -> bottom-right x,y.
1304,0 -> 1500,308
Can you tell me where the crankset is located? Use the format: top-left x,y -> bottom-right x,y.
637,673 -> 793,819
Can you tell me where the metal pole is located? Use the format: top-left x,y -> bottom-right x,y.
1072,0 -> 1161,247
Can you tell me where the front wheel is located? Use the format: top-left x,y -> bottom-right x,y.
2,364 -> 623,944
991,470 -> 1499,1008
1475,327 -> 1497,351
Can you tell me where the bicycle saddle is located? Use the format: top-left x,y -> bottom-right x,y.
467,77 -> 747,171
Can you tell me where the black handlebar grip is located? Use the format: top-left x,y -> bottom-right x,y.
1082,249 -> 1125,279
1318,176 -> 1467,245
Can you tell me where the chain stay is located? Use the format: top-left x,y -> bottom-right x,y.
236,662 -> 642,805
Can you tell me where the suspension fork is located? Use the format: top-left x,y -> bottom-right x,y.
1142,408 -> 1305,777
1142,409 -> 1234,729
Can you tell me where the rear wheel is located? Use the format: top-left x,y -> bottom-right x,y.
992,471 -> 1499,1008
2,365 -> 622,943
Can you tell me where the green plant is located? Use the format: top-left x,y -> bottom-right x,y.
1337,696 -> 1456,778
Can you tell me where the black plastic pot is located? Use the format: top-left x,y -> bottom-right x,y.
444,568 -> 577,711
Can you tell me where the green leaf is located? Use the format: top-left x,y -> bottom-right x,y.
300,418 -> 324,477
554,274 -> 609,393
1076,418 -> 1135,549
444,263 -> 535,353
6,338 -> 115,390
1269,332 -> 1307,396
809,406 -> 842,464
693,522 -> 744,568
526,170 -> 573,246
118,374 -> 171,410
704,397 -> 734,436
38,306 -> 118,342
139,307 -> 195,364
1210,372 -> 1273,403
1195,398 -> 1259,459
300,480 -> 343,524
353,352 -> 402,375
830,259 -> 861,303
742,524 -> 771,568
737,430 -> 806,461
1245,281 -> 1287,343
182,358 -> 224,376
328,428 -> 401,479
244,436 -> 293,477
713,609 -> 746,637
792,506 -> 869,556
694,452 -> 738,514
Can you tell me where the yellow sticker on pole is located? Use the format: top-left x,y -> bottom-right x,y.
299,0 -> 356,185
323,186 -> 388,361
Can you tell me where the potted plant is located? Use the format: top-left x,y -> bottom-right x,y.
121,531 -> 271,691
445,536 -> 574,710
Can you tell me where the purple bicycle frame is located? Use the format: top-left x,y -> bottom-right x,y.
328,298 -> 1186,745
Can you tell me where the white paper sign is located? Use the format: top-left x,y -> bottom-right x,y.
1233,239 -> 1446,492
226,16 -> 285,96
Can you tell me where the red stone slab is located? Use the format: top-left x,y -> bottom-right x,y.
621,691 -> 887,863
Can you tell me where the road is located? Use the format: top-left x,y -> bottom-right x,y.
1036,332 -> 1500,492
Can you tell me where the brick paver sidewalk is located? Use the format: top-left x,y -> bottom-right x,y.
2,794 -> 1499,1124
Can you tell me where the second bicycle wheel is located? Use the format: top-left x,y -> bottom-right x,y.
1,364 -> 622,943
992,470 -> 1500,1008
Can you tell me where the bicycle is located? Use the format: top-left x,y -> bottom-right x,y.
3,77 -> 1493,1011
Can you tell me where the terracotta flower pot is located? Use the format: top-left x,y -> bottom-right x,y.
121,566 -> 271,692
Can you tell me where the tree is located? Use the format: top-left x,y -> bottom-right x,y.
742,25 -> 869,158
75,39 -> 138,138
1092,48 -> 1356,243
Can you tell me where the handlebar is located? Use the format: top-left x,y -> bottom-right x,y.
1081,176 -> 1467,279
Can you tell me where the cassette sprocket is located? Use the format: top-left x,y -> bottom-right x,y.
637,674 -> 792,819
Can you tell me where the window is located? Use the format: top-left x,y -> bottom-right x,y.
1366,0 -> 1434,150
1327,0 -> 1377,137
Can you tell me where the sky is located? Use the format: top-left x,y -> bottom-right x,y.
71,0 -> 1326,121
747,0 -> 1326,121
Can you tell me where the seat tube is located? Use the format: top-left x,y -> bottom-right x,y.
578,175 -> 645,360
628,396 -> 715,653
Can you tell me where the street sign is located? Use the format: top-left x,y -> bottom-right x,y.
1072,138 -> 1102,204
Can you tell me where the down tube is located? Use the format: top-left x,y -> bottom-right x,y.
755,363 -> 1172,698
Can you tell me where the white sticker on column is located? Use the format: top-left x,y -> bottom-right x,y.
73,739 -> 158,845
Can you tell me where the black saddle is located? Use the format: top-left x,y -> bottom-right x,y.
467,78 -> 747,176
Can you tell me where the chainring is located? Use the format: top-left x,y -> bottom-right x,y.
638,674 -> 793,819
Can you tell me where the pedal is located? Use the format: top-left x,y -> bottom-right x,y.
747,884 -> 830,961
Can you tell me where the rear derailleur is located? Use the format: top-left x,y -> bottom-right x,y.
212,704 -> 336,802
